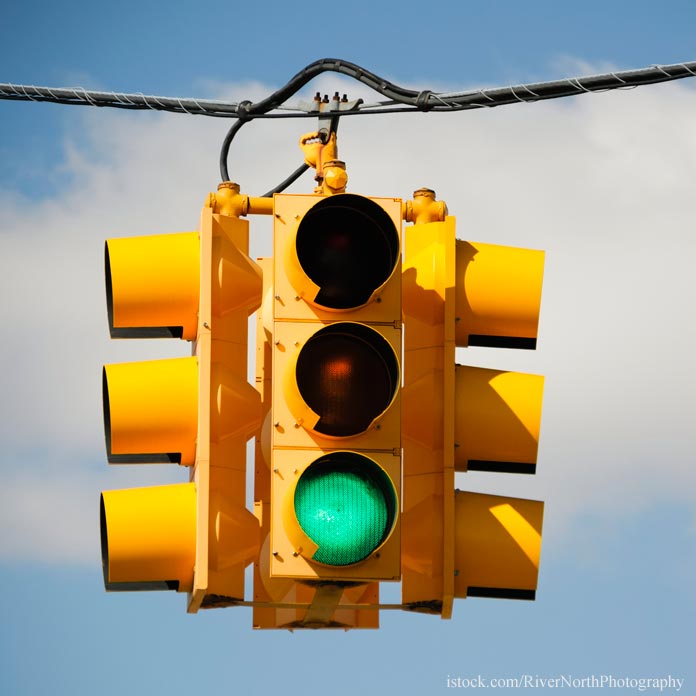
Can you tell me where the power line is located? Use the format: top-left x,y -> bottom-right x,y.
1,60 -> 695,120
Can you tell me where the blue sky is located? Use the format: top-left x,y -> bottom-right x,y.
1,2 -> 695,695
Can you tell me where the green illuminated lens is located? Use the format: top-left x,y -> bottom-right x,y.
294,454 -> 396,566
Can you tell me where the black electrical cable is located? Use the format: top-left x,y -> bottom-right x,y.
243,58 -> 424,116
261,162 -> 310,197
3,61 -> 695,119
224,104 -> 341,195
219,117 -> 248,182
5,59 -> 695,192
218,114 -> 311,192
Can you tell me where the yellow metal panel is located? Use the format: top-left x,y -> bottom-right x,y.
101,483 -> 196,592
401,217 -> 456,617
192,208 -> 262,612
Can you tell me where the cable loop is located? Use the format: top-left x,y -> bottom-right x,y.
416,90 -> 433,110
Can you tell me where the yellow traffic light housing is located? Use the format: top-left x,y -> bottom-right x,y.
103,357 -> 198,465
401,209 -> 545,617
268,192 -> 402,587
96,118 -> 547,628
453,491 -> 543,600
100,483 -> 196,591
100,207 -> 263,612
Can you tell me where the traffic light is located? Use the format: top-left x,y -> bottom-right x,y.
267,192 -> 403,586
252,257 -> 382,630
100,205 -> 263,612
401,196 -> 545,618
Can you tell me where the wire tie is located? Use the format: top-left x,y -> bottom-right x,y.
508,85 -> 528,102
78,87 -> 97,106
568,78 -> 592,93
176,98 -> 192,114
138,93 -> 153,109
189,98 -> 208,114
520,84 -> 541,99
19,84 -> 38,101
465,89 -> 496,106
117,91 -> 132,107
652,64 -> 673,78
429,93 -> 454,108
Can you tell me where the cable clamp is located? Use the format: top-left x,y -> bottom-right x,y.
236,100 -> 253,120
416,89 -> 433,111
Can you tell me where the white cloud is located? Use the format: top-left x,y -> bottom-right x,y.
1,71 -> 695,564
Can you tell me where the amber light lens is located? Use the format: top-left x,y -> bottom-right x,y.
295,323 -> 398,437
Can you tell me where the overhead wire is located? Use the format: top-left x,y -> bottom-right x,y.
2,59 -> 695,192
2,60 -> 695,119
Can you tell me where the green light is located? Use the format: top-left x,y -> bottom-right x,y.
294,453 -> 396,566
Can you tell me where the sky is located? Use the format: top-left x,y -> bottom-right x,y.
1,2 -> 695,695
